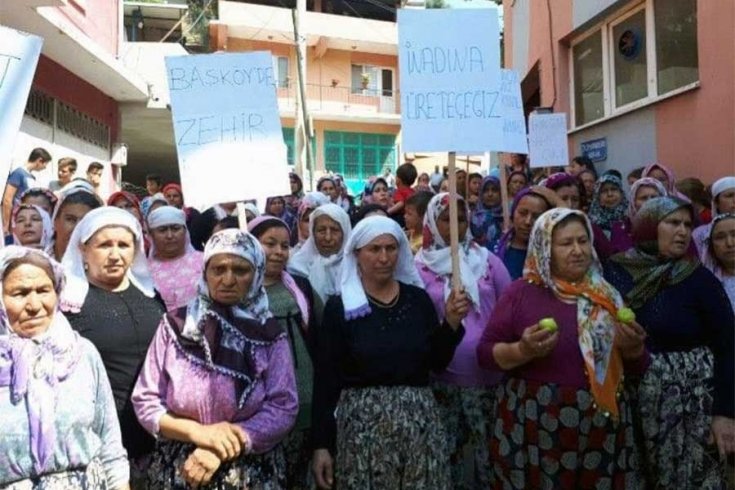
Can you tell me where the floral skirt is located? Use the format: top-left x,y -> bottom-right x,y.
490,378 -> 642,490
145,440 -> 286,490
2,460 -> 105,490
281,427 -> 314,490
431,383 -> 495,490
634,347 -> 726,490
335,385 -> 450,490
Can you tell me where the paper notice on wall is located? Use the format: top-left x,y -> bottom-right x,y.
166,51 -> 290,211
528,112 -> 569,168
0,26 -> 43,190
398,8 -> 502,154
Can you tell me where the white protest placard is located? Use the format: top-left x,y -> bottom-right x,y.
398,8 -> 501,153
166,51 -> 290,211
0,26 -> 43,190
495,69 -> 528,154
528,113 -> 569,168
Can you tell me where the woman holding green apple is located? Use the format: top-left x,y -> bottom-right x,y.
478,208 -> 649,489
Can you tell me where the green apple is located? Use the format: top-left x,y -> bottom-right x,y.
617,307 -> 636,324
539,317 -> 558,332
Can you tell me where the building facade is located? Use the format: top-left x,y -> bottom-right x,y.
211,1 -> 401,194
1,0 -> 150,199
503,0 -> 734,183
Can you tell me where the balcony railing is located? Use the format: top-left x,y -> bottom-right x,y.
276,82 -> 400,116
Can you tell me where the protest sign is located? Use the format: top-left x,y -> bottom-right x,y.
496,69 -> 528,154
0,26 -> 43,191
528,113 -> 569,168
398,8 -> 501,154
166,51 -> 290,211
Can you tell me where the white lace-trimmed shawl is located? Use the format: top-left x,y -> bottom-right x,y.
287,203 -> 351,302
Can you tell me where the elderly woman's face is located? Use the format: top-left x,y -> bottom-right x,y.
151,224 -> 187,259
206,254 -> 254,305
356,234 -> 399,284
657,208 -> 692,259
634,185 -> 661,213
313,215 -> 343,256
82,226 -> 136,290
3,264 -> 57,338
15,207 -> 44,247
711,218 -> 735,271
550,219 -> 592,283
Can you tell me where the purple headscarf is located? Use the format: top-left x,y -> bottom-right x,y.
0,247 -> 82,473
494,187 -> 551,258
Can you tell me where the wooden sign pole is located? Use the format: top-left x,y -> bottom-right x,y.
447,151 -> 462,292
499,157 -> 511,232
236,202 -> 249,231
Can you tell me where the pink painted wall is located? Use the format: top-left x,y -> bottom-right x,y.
56,0 -> 120,56
654,0 -> 735,183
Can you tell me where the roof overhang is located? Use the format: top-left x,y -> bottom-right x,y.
1,0 -> 150,102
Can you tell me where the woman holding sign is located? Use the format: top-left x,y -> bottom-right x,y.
478,208 -> 648,489
311,216 -> 468,490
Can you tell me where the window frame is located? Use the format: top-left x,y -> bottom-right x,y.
568,0 -> 699,131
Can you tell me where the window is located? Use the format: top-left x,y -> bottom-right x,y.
611,8 -> 648,107
282,128 -> 316,167
655,0 -> 698,95
273,56 -> 289,89
351,64 -> 394,96
570,0 -> 698,127
572,31 -> 604,126
324,131 -> 396,191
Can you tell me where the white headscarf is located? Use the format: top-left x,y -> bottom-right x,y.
59,207 -> 155,313
288,203 -> 351,302
414,192 -> 489,307
340,216 -> 422,320
147,205 -> 194,258
12,204 -> 53,250
711,176 -> 735,214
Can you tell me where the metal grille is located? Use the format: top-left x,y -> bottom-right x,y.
56,102 -> 110,148
24,89 -> 54,124
323,130 -> 397,189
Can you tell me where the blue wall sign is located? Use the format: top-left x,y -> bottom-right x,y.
581,137 -> 607,162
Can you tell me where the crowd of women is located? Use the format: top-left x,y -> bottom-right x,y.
0,157 -> 733,490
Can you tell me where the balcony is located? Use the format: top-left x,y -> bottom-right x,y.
277,82 -> 400,123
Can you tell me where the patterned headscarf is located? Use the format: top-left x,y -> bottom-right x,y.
627,177 -> 668,220
470,176 -> 503,247
417,193 -> 489,307
140,193 -> 168,220
18,188 -> 58,215
610,197 -> 699,309
11,204 -> 53,250
588,174 -> 629,231
524,208 -> 625,420
699,213 -> 735,280
642,163 -> 690,201
172,229 -> 282,409
0,247 -> 82,473
341,216 -> 423,320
